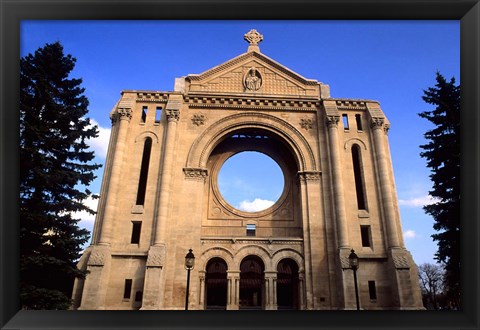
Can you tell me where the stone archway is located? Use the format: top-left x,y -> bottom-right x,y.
239,255 -> 265,309
276,258 -> 300,310
205,257 -> 228,310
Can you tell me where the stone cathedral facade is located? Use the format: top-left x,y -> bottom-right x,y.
72,30 -> 424,310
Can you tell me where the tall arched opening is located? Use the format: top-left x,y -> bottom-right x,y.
205,258 -> 228,310
239,255 -> 265,309
276,258 -> 300,309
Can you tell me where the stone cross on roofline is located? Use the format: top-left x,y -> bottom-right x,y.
244,29 -> 263,53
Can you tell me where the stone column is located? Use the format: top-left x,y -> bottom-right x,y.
80,107 -> 131,310
227,271 -> 240,310
198,271 -> 206,310
371,118 -> 400,248
141,100 -> 181,309
325,115 -> 349,248
153,108 -> 180,245
298,272 -> 306,310
264,271 -> 277,310
98,107 -> 132,245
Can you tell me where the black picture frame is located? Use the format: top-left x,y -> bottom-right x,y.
1,1 -> 479,329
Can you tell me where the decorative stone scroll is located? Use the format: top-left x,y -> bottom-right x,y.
183,167 -> 208,181
146,245 -> 166,267
87,245 -> 111,266
325,115 -> 340,128
298,171 -> 321,183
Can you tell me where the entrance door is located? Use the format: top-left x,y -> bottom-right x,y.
276,258 -> 299,309
205,258 -> 228,310
239,256 -> 265,309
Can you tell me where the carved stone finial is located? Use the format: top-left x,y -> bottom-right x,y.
244,29 -> 263,52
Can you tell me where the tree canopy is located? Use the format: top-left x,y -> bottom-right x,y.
20,42 -> 101,309
418,72 -> 460,309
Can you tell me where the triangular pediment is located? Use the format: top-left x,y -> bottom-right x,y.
184,51 -> 321,98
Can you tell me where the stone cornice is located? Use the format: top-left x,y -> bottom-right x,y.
185,95 -> 320,112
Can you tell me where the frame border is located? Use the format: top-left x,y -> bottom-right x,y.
1,0 -> 479,329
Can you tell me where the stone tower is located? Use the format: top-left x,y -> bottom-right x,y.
72,30 -> 424,310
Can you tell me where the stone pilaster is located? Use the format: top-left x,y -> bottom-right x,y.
140,245 -> 166,309
264,271 -> 277,310
324,103 -> 349,249
78,245 -> 111,309
226,271 -> 240,310
370,118 -> 401,248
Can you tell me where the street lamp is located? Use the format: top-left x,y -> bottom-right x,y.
348,249 -> 360,310
184,249 -> 195,310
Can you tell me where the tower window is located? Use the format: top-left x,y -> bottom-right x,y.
155,107 -> 162,123
136,138 -> 152,205
342,114 -> 349,130
123,279 -> 133,299
352,145 -> 367,210
246,224 -> 256,236
141,106 -> 147,123
355,114 -> 363,131
368,281 -> 377,300
131,221 -> 142,244
360,225 -> 372,247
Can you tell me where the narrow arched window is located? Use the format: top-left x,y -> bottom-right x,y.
352,144 -> 367,210
136,137 -> 152,205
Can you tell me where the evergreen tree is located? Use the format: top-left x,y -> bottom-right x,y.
418,72 -> 460,309
20,42 -> 101,309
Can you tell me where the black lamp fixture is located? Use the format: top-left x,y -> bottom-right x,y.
184,248 -> 195,310
348,249 -> 360,310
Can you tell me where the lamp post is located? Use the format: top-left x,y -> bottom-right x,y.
184,248 -> 195,310
348,249 -> 360,310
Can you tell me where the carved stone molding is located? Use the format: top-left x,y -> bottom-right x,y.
392,255 -> 410,269
166,109 -> 180,122
300,118 -> 313,130
370,117 -> 385,130
186,95 -> 318,111
110,107 -> 132,124
298,171 -> 321,183
146,245 -> 166,267
325,115 -> 340,128
87,245 -> 111,266
191,114 -> 206,126
183,167 -> 208,181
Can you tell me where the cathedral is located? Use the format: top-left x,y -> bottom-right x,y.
72,30 -> 424,310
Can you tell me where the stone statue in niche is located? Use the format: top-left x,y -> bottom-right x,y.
244,67 -> 262,91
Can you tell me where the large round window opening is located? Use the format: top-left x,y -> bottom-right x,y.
218,151 -> 284,212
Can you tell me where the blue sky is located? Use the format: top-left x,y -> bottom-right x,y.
20,20 -> 460,266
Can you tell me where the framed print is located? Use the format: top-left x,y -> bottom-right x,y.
1,0 -> 479,329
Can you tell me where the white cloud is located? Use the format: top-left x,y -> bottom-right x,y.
72,195 -> 99,225
398,195 -> 439,207
87,118 -> 111,159
403,230 -> 417,239
237,198 -> 275,212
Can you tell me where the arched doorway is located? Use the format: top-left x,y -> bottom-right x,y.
205,258 -> 228,310
239,256 -> 265,309
277,258 -> 299,309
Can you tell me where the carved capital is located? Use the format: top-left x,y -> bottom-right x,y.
110,108 -> 132,124
298,171 -> 321,183
166,109 -> 180,122
146,245 -> 166,267
370,117 -> 385,130
183,167 -> 208,181
326,115 -> 340,128
87,245 -> 111,266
